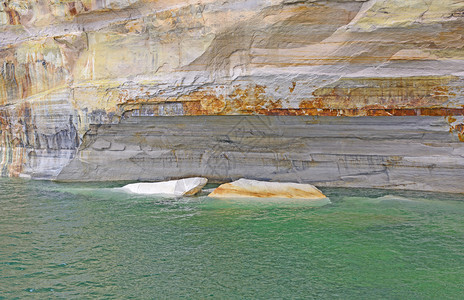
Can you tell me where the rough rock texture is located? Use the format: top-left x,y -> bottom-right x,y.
208,179 -> 327,199
0,0 -> 463,192
56,115 -> 464,193
121,177 -> 208,196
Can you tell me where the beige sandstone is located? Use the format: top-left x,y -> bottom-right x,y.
209,179 -> 327,200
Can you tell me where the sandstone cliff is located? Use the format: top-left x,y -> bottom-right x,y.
0,0 -> 463,192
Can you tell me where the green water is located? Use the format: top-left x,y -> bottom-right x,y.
1,179 -> 463,299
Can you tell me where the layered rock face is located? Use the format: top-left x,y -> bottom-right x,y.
1,0 -> 463,192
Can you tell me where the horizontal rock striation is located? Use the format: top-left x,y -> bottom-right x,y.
0,0 -> 463,191
57,115 -> 464,193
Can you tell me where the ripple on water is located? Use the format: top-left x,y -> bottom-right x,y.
0,180 -> 463,298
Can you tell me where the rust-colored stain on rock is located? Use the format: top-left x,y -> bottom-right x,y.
307,77 -> 456,110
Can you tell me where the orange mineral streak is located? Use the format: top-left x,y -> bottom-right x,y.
0,43 -> 68,104
116,78 -> 464,120
306,77 -> 455,111
228,85 -> 268,113
118,85 -> 284,116
3,3 -> 21,25
200,94 -> 226,114
289,82 -> 296,93
0,109 -> 27,177
447,116 -> 464,142
458,125 -> 464,142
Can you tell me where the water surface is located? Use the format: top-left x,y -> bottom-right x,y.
1,179 -> 463,299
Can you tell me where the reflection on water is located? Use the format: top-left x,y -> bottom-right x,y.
1,179 -> 463,298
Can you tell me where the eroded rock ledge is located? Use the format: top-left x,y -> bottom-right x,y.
55,115 -> 464,193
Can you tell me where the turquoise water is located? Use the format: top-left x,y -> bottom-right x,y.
1,179 -> 463,299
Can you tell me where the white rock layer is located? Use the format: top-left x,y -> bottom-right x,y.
122,177 -> 208,196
